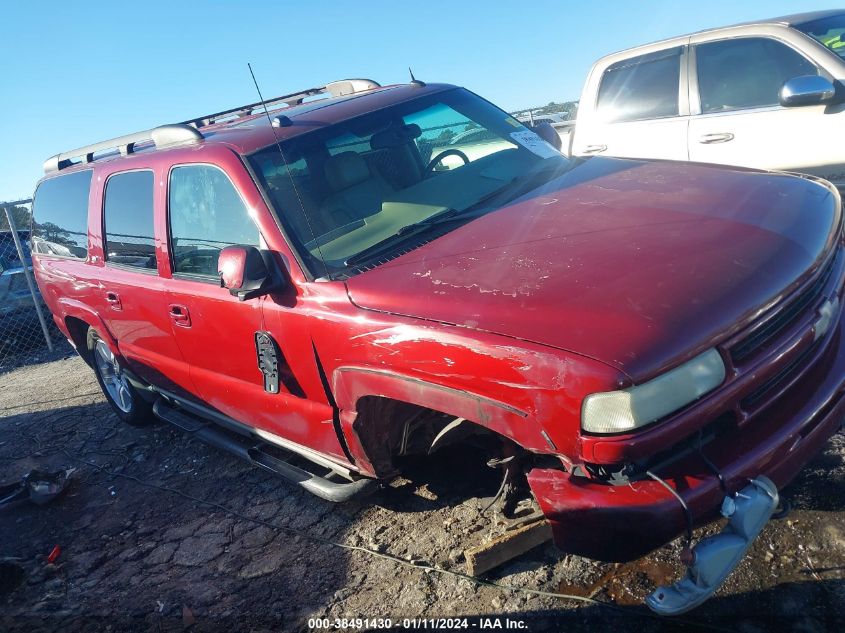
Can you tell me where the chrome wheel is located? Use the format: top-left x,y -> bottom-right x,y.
94,340 -> 134,413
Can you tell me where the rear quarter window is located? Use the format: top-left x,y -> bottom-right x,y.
31,170 -> 92,258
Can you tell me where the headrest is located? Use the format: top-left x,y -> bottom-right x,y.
324,151 -> 370,191
370,123 -> 422,150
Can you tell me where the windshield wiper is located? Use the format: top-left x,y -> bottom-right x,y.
391,176 -> 526,236
394,207 -> 464,236
343,217 -> 458,267
344,164 -> 570,268
344,197 -> 511,267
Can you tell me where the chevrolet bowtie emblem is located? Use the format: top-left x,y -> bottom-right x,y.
814,295 -> 841,342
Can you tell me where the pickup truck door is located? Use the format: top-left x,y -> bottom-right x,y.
687,35 -> 845,188
572,44 -> 689,161
161,159 -> 350,463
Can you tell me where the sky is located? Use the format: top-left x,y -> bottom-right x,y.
0,0 -> 839,200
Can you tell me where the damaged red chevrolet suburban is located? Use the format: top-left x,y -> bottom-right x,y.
31,79 -> 845,592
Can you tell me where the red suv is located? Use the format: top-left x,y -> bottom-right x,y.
31,79 -> 845,566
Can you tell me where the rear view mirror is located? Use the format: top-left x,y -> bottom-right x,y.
780,75 -> 837,107
218,245 -> 284,301
370,123 -> 422,149
530,122 -> 563,151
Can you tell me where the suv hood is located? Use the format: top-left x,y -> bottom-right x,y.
345,158 -> 840,381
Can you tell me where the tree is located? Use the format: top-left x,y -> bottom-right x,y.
0,204 -> 32,232
511,100 -> 579,120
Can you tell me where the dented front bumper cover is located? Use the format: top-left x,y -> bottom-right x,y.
527,310 -> 845,563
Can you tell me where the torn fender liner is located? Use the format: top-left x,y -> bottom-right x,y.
646,476 -> 779,616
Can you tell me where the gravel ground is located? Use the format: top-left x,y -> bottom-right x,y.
1,352 -> 844,632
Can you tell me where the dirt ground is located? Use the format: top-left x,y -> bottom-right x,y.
1,348 -> 844,632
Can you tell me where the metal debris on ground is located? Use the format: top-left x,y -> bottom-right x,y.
0,468 -> 74,511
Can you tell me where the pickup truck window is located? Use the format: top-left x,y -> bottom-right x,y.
168,164 -> 259,278
249,88 -> 568,278
103,170 -> 157,271
596,48 -> 681,122
795,14 -> 845,60
696,37 -> 819,114
31,170 -> 92,259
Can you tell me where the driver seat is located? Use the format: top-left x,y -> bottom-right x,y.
319,152 -> 394,224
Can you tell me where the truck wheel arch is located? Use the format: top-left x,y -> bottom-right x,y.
332,365 -> 531,477
58,299 -> 119,366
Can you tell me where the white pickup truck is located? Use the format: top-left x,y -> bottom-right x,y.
568,9 -> 845,191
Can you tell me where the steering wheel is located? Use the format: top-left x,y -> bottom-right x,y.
175,249 -> 218,275
424,149 -> 470,175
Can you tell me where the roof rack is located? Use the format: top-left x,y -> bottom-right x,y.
42,124 -> 203,174
42,78 -> 381,174
181,78 -> 381,128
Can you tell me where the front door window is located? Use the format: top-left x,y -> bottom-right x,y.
695,37 -> 819,113
168,164 -> 260,279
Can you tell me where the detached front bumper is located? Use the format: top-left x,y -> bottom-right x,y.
528,307 -> 845,562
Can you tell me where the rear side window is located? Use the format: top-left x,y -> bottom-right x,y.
696,37 -> 819,114
596,48 -> 682,122
103,171 -> 157,270
31,170 -> 92,258
168,165 -> 259,278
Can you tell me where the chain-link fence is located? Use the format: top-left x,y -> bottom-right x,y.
1,200 -> 57,371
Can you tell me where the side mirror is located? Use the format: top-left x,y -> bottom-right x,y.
530,122 -> 563,151
780,75 -> 837,107
218,245 -> 284,301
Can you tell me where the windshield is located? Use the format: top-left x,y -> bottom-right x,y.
795,14 -> 845,60
248,88 -> 569,278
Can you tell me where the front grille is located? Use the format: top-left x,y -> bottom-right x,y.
741,341 -> 819,410
731,253 -> 837,363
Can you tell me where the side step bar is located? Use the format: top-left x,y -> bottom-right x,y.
152,399 -> 376,503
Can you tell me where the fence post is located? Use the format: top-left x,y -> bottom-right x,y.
3,204 -> 53,352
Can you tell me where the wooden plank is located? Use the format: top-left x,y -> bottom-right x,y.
465,520 -> 553,576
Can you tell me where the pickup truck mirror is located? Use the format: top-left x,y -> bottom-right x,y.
780,75 -> 837,107
530,122 -> 563,151
217,245 -> 285,301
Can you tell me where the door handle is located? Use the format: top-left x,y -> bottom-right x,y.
583,144 -> 608,154
698,133 -> 735,144
168,304 -> 191,328
105,291 -> 122,311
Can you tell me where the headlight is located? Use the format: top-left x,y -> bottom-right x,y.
581,348 -> 726,434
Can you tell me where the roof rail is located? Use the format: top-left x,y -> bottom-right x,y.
179,78 -> 381,128
42,78 -> 381,174
43,124 -> 203,174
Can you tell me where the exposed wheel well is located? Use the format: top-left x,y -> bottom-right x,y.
352,396 -> 543,520
64,316 -> 94,366
352,395 -> 518,477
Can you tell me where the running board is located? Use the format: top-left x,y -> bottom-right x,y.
151,399 -> 376,503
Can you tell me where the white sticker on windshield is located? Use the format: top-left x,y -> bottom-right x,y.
510,130 -> 560,159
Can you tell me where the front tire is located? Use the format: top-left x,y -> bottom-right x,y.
88,328 -> 152,426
